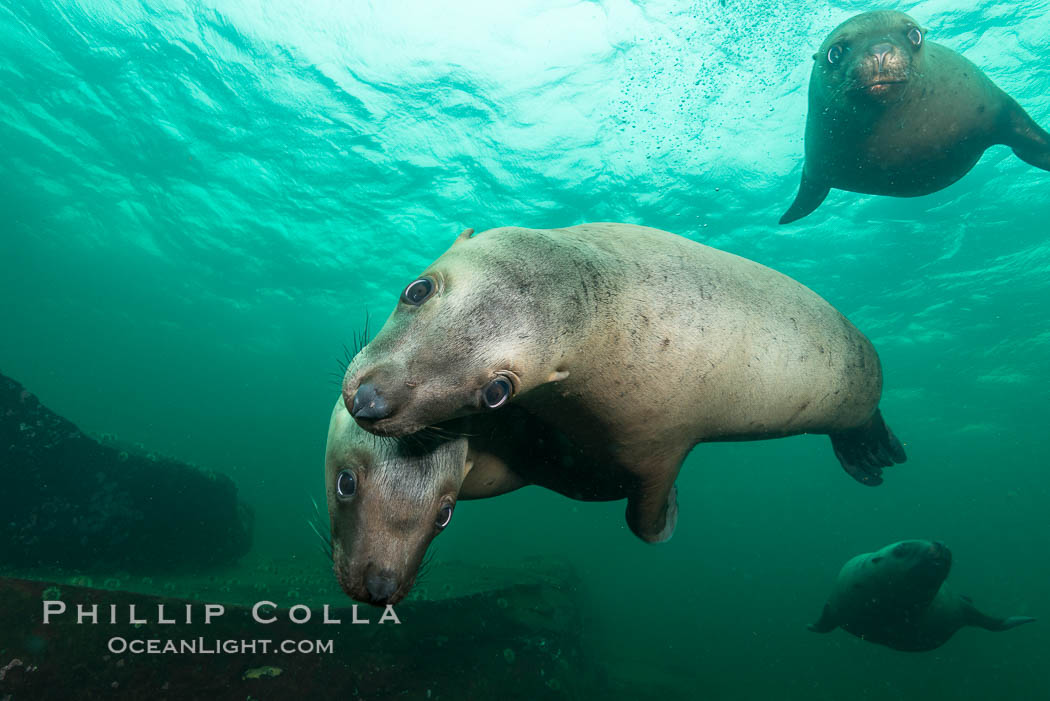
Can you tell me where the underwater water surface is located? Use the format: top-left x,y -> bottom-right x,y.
1,0 -> 1048,698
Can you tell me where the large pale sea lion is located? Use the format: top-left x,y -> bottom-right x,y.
809,540 -> 1036,651
324,398 -> 614,606
341,223 -> 906,545
780,10 -> 1050,224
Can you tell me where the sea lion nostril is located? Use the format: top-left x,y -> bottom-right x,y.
871,42 -> 893,70
365,570 -> 398,602
351,382 -> 391,420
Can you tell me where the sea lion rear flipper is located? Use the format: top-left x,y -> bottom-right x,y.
828,409 -> 907,486
808,603 -> 838,633
779,171 -> 830,225
960,596 -> 1037,632
1003,100 -> 1050,171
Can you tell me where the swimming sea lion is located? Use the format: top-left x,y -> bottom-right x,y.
809,540 -> 1036,651
324,398 -> 618,606
780,10 -> 1050,224
341,223 -> 906,545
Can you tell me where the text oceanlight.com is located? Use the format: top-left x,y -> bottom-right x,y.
107,638 -> 335,655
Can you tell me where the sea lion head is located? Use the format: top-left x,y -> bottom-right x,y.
343,227 -> 581,437
324,398 -> 468,606
813,11 -> 927,104
862,539 -> 952,608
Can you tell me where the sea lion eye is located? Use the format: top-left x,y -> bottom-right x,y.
400,277 -> 435,306
435,504 -> 453,529
827,45 -> 843,65
336,470 -> 357,498
907,28 -> 923,46
482,377 -> 512,409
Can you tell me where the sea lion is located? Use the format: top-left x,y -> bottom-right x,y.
323,398 -> 618,606
341,223 -> 906,544
780,10 -> 1050,224
809,540 -> 1036,651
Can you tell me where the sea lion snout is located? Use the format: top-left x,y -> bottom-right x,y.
929,540 -> 951,567
343,368 -> 417,430
919,539 -> 950,563
901,539 -> 952,585
364,567 -> 400,604
333,560 -> 409,607
857,40 -> 909,94
350,382 -> 392,421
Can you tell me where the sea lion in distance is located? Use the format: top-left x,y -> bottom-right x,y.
342,223 -> 906,545
780,10 -> 1050,224
809,540 -> 1036,651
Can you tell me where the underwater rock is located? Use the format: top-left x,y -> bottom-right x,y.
0,372 -> 252,571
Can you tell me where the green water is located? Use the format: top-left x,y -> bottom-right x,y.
1,0 -> 1048,698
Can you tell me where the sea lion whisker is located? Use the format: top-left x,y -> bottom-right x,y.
310,494 -> 328,525
415,548 -> 438,588
313,537 -> 333,561
332,312 -> 374,383
308,520 -> 333,561
391,432 -> 419,450
339,345 -> 354,374
307,495 -> 333,558
351,310 -> 372,358
308,515 -> 332,546
417,426 -> 454,441
420,424 -> 475,441
433,425 -> 472,438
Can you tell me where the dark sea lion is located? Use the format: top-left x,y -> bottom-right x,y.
341,223 -> 906,545
809,540 -> 1036,651
323,398 -> 617,606
780,10 -> 1050,224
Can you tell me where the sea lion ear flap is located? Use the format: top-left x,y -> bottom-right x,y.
452,228 -> 475,246
812,52 -> 819,61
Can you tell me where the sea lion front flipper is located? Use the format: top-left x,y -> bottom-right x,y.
807,603 -> 838,633
961,597 -> 1037,632
1002,100 -> 1050,171
625,473 -> 679,544
458,457 -> 529,499
828,409 -> 907,486
779,170 -> 830,225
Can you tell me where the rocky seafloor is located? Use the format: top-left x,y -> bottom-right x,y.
0,557 -> 601,700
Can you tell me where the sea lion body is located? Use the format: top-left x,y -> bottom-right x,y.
781,11 -> 1050,223
342,223 -> 906,543
810,540 -> 1036,651
324,398 -> 615,606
